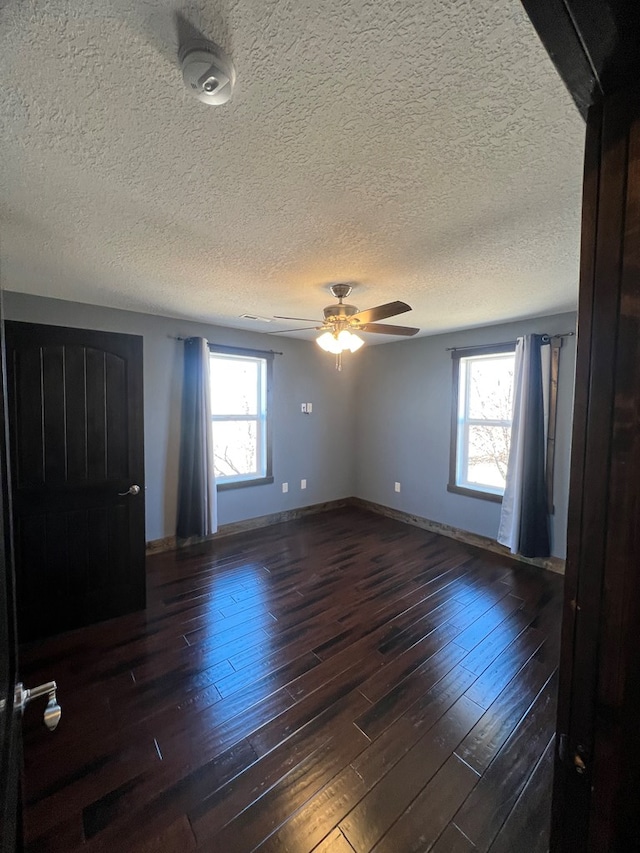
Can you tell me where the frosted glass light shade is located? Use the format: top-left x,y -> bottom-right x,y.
316,329 -> 365,354
316,331 -> 341,353
348,334 -> 364,352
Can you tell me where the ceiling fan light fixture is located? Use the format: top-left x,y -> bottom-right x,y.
316,331 -> 341,353
317,328 -> 365,355
337,329 -> 364,352
348,333 -> 364,352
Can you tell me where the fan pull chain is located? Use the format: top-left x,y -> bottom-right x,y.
336,352 -> 343,371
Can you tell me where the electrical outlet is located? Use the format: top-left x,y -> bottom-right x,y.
395,482 -> 401,493
301,479 -> 307,490
301,403 -> 307,413
282,482 -> 288,493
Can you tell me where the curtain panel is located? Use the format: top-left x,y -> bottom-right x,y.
176,337 -> 218,539
498,334 -> 551,558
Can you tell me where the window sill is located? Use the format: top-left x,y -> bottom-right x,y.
447,483 -> 503,504
217,476 -> 274,492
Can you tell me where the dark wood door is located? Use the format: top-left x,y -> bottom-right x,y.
5,322 -> 145,642
0,315 -> 22,851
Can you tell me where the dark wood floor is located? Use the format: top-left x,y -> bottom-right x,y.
19,507 -> 563,852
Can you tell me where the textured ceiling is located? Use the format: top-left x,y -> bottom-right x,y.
0,0 -> 585,341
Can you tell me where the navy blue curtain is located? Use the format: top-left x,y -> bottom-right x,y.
176,338 -> 216,539
518,334 -> 550,558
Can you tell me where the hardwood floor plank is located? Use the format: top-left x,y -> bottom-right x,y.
311,828 -> 357,853
79,738 -> 258,849
340,695 -> 483,852
430,823 -> 477,853
252,765 -> 365,852
354,641 -> 469,740
127,815 -> 196,853
460,608 -> 532,676
19,508 -> 561,853
190,723 -> 369,850
23,737 -> 161,842
454,675 -> 558,851
360,621 -> 461,703
486,736 -> 554,853
351,664 -> 477,788
457,652 -> 557,774
453,594 -> 524,651
24,814 -> 85,853
247,675 -> 372,761
463,626 -> 546,710
370,754 -> 479,853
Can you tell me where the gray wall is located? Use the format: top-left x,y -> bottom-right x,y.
352,312 -> 576,558
3,292 -> 357,541
3,292 -> 576,558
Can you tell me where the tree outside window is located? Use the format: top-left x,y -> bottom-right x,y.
209,348 -> 273,488
449,346 -> 516,500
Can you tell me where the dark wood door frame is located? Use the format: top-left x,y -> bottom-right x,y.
0,302 -> 23,852
519,2 -> 640,850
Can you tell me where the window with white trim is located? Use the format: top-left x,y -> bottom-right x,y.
449,345 -> 515,500
209,347 -> 273,489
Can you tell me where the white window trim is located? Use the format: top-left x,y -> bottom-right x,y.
448,344 -> 515,503
208,345 -> 274,490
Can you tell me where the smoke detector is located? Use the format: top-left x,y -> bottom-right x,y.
181,45 -> 235,105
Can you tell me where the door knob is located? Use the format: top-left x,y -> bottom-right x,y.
15,681 -> 61,732
118,484 -> 141,496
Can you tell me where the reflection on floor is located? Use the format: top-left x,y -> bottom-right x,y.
20,507 -> 563,852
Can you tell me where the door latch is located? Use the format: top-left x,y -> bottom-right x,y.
573,745 -> 587,775
15,681 -> 61,731
558,734 -> 588,776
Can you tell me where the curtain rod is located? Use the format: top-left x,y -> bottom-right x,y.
169,335 -> 283,355
445,331 -> 574,353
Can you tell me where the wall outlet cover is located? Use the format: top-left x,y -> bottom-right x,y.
395,482 -> 401,492
301,479 -> 307,489
282,482 -> 289,493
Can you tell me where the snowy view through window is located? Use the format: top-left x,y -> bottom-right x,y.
457,351 -> 515,494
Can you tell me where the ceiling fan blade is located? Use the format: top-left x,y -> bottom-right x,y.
361,322 -> 419,336
351,301 -> 412,324
268,326 -> 319,333
274,315 -> 322,323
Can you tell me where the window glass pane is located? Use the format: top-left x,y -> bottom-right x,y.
211,420 -> 259,478
210,357 -> 259,416
465,424 -> 510,490
466,355 -> 514,420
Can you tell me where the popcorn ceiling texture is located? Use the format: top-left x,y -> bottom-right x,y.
0,0 -> 584,339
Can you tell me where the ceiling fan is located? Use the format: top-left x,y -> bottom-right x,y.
274,284 -> 419,369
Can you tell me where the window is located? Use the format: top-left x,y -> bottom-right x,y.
449,344 -> 516,502
209,346 -> 273,489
